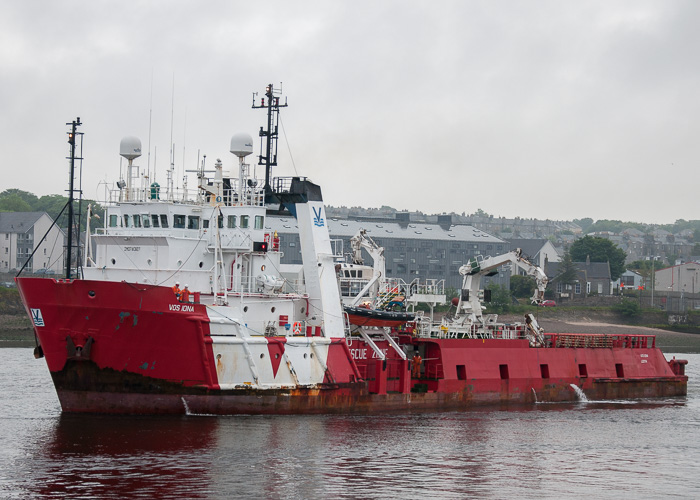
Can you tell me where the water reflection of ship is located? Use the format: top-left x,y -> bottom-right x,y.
29,414 -> 220,498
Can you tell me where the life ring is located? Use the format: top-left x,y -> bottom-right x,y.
292,322 -> 302,335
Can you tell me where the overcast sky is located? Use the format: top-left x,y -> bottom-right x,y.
1,1 -> 698,224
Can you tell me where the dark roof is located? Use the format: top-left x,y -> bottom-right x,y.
0,212 -> 45,233
545,261 -> 611,280
266,216 -> 506,244
505,238 -> 548,261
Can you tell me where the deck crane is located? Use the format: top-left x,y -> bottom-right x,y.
454,248 -> 548,326
347,229 -> 386,307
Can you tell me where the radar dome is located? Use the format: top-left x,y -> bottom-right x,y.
120,136 -> 142,161
230,133 -> 254,158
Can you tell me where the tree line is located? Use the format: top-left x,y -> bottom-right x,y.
0,189 -> 104,233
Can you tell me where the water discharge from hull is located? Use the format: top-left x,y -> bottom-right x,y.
181,397 -> 191,415
570,383 -> 589,402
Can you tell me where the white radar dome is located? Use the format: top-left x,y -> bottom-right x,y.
120,136 -> 142,161
230,133 -> 254,158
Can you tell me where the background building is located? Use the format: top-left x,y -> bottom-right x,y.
266,215 -> 511,290
0,212 -> 65,273
654,262 -> 700,294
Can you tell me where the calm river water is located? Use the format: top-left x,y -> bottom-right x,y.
1,347 -> 698,499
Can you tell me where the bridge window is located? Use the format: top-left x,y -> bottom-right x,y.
218,214 -> 224,228
109,215 -> 118,227
187,216 -> 200,230
160,215 -> 169,228
227,215 -> 236,228
240,215 -> 249,229
174,215 -> 185,228
255,215 -> 264,229
151,215 -> 160,228
142,215 -> 150,228
123,215 -> 130,228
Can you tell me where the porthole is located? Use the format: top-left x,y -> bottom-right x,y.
304,353 -> 308,359
111,258 -> 116,265
88,290 -> 96,298
260,353 -> 265,359
177,260 -> 183,267
216,354 -> 222,360
243,306 -> 248,313
261,265 -> 266,271
199,262 -> 203,268
301,307 -> 305,314
147,259 -> 152,266
310,353 -> 314,359
275,353 -> 280,359
271,307 -> 276,313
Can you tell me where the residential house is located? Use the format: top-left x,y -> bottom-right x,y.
616,270 -> 644,290
506,238 -> 561,269
0,212 -> 65,273
546,257 -> 613,298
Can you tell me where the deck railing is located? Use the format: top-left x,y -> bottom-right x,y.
543,333 -> 656,349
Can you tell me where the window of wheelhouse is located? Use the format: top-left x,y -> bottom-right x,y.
254,215 -> 264,229
227,215 -> 236,228
203,220 -> 210,229
142,215 -> 150,228
173,214 -> 185,228
109,215 -> 118,227
123,214 -> 130,227
133,215 -> 142,228
160,215 -> 169,228
187,216 -> 200,230
240,215 -> 249,229
151,215 -> 160,228
218,214 -> 224,228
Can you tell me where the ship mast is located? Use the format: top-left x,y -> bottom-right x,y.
252,83 -> 287,203
65,117 -> 83,279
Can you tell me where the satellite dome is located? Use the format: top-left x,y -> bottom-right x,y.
230,133 -> 254,158
120,136 -> 142,161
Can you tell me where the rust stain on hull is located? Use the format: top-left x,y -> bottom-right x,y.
51,360 -> 688,415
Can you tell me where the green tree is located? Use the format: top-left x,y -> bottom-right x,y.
0,194 -> 32,212
570,236 -> 626,281
553,249 -> 579,287
573,217 -> 594,232
0,189 -> 39,210
510,275 -> 536,299
485,283 -> 513,313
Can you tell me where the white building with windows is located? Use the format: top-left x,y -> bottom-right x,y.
0,212 -> 65,274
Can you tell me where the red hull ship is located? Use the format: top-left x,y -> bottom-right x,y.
16,275 -> 688,414
16,89 -> 687,415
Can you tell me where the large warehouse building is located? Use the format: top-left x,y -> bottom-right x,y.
265,214 -> 512,291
